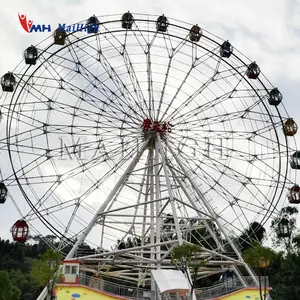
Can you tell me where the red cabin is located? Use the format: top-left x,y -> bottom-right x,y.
246,62 -> 260,79
11,220 -> 29,243
288,185 -> 300,204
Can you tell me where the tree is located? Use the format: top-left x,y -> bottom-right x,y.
171,243 -> 205,299
243,242 -> 276,300
0,238 -> 45,299
268,252 -> 300,299
30,249 -> 63,299
292,234 -> 300,250
0,270 -> 21,300
237,222 -> 266,253
29,235 -> 59,254
188,220 -> 220,250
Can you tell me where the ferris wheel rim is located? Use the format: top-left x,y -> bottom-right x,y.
0,12 -> 297,250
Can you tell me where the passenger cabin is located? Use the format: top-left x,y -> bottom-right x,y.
288,185 -> 300,204
268,88 -> 282,106
283,118 -> 297,136
121,12 -> 134,29
246,62 -> 260,79
1,72 -> 16,92
220,41 -> 233,58
24,46 -> 38,65
11,220 -> 29,243
290,151 -> 300,169
156,15 -> 169,32
0,182 -> 8,204
189,25 -> 202,42
277,218 -> 292,238
86,15 -> 100,33
53,28 -> 67,45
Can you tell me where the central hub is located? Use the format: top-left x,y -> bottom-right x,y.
142,118 -> 172,143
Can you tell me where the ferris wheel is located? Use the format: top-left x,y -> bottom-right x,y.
0,12 -> 299,296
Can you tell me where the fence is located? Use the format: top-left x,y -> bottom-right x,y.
57,274 -> 268,300
78,274 -> 155,299
195,276 -> 269,300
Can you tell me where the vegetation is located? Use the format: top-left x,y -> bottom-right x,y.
30,248 -> 63,298
171,243 -> 205,299
243,242 -> 276,300
237,221 -> 266,253
0,237 -> 45,300
0,270 -> 21,300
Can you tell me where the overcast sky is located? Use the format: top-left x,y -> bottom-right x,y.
0,0 -> 300,242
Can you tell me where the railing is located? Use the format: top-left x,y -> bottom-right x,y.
57,274 -> 268,300
78,274 -> 155,299
195,276 -> 269,300
60,275 -> 189,299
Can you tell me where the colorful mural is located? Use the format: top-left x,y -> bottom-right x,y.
55,285 -> 128,300
55,284 -> 271,300
209,287 -> 271,300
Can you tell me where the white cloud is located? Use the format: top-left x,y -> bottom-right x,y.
0,0 -> 299,251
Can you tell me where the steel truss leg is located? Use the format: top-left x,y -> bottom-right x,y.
36,138 -> 150,300
168,161 -> 246,287
166,140 -> 259,287
157,135 -> 183,244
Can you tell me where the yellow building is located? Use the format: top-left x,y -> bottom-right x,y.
206,287 -> 271,300
55,285 -> 128,300
54,284 -> 271,300
56,263 -> 271,299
